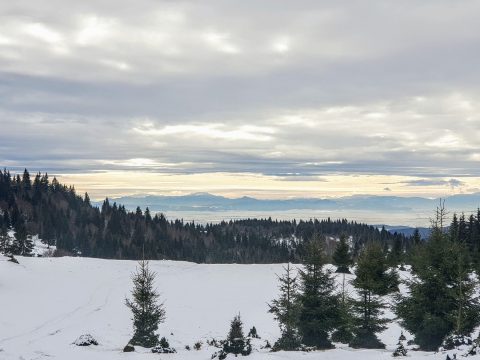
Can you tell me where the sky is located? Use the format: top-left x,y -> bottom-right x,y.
1,0 -> 480,200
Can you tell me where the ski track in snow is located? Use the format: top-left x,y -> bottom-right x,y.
0,256 -> 476,360
1,276 -> 118,346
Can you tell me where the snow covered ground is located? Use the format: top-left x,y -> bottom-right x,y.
0,255 -> 473,360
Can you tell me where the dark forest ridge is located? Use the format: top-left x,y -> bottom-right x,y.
1,169 -> 411,263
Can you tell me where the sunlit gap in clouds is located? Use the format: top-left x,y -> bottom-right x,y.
55,171 -> 479,202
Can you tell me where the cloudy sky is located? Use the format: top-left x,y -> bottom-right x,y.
1,0 -> 480,200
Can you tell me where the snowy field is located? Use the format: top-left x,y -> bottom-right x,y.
0,255 -> 472,360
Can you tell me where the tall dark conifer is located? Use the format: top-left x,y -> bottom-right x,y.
387,237 -> 404,267
0,213 -> 9,253
22,169 -> 31,191
13,219 -> 33,256
84,192 -> 91,205
396,215 -> 480,351
412,228 -> 421,246
331,235 -> 354,343
350,242 -> 398,349
297,236 -> 339,349
332,235 -> 352,274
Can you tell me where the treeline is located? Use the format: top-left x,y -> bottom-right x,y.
1,169 -> 407,263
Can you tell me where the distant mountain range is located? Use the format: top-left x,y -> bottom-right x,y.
105,192 -> 480,214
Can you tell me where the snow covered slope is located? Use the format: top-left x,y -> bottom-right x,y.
0,256 -> 472,360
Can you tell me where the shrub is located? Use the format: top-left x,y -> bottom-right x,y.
73,334 -> 98,346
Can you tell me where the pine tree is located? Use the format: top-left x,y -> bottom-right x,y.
412,228 -> 421,246
331,295 -> 354,344
297,237 -> 340,349
387,237 -> 404,268
450,213 -> 459,243
0,211 -> 12,254
13,219 -> 33,256
84,192 -> 91,206
332,235 -> 352,274
350,242 -> 398,349
22,169 -> 31,191
0,218 -> 8,254
458,214 -> 467,244
126,260 -> 166,347
392,333 -> 408,357
331,235 -> 354,343
451,240 -> 479,336
268,263 -> 301,350
468,214 -> 477,258
223,314 -> 251,356
396,219 -> 480,351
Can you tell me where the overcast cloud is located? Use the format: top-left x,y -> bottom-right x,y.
1,1 -> 480,197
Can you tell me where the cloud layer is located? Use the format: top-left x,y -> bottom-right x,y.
1,1 -> 480,197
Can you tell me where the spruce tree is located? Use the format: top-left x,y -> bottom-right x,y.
0,214 -> 9,254
332,235 -> 352,274
412,228 -> 421,246
331,235 -> 354,343
397,224 -> 480,350
13,220 -> 33,256
84,192 -> 91,205
458,213 -> 467,244
223,314 -> 251,356
392,333 -> 408,357
350,242 -> 398,349
451,240 -> 479,336
126,260 -> 166,347
387,237 -> 404,268
22,169 -> 31,191
268,263 -> 301,350
297,237 -> 339,349
468,214 -> 478,258
331,295 -> 353,344
450,214 -> 459,242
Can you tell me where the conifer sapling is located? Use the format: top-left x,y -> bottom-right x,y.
350,242 -> 398,349
268,263 -> 300,350
126,260 -> 166,348
222,314 -> 251,357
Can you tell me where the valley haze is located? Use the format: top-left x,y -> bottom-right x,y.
104,192 -> 480,227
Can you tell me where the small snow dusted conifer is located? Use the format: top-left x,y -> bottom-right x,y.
393,332 -> 408,357
126,260 -> 166,347
221,314 -> 251,357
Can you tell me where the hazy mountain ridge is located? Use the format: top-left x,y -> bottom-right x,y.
108,192 -> 480,213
